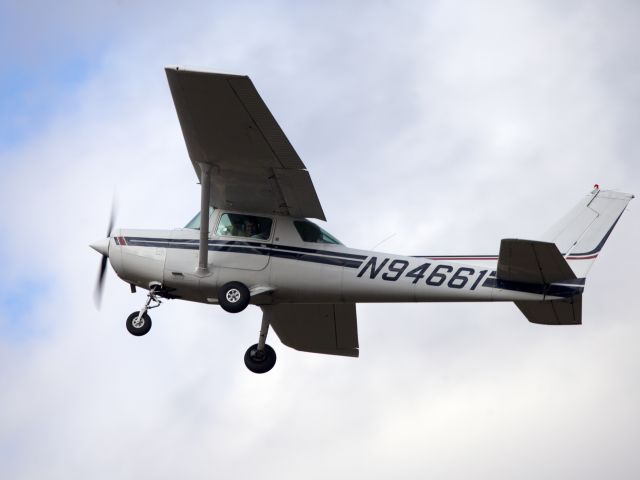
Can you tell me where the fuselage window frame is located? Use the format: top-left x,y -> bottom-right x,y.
293,220 -> 342,245
184,206 -> 216,230
214,212 -> 274,241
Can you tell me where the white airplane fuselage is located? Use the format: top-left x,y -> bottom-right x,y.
106,211 -> 583,307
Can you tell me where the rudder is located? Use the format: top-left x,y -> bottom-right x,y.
541,188 -> 633,277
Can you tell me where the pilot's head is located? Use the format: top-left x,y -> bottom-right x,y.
244,219 -> 256,236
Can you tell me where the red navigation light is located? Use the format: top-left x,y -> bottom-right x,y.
594,183 -> 600,190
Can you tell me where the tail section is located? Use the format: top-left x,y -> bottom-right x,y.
541,188 -> 634,277
502,187 -> 633,325
516,295 -> 582,325
497,238 -> 585,324
498,239 -> 576,284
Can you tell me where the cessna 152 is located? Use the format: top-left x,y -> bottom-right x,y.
90,66 -> 633,374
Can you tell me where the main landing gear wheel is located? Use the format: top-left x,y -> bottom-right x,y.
243,311 -> 276,373
218,282 -> 250,313
126,311 -> 152,336
244,344 -> 277,374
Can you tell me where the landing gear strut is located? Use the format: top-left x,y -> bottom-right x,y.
244,316 -> 276,373
126,285 -> 162,336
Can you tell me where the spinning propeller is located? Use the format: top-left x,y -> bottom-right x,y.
90,203 -> 116,308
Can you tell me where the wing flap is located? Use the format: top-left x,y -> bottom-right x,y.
263,303 -> 359,357
273,169 -> 324,219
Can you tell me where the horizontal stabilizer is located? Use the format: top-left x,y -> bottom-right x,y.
516,295 -> 582,325
262,303 -> 359,357
498,239 -> 577,284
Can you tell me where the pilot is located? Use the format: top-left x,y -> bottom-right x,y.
244,218 -> 257,237
245,218 -> 268,239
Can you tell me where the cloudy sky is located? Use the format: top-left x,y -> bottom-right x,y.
1,0 -> 639,478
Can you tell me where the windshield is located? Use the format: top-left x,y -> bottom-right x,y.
294,220 -> 342,245
185,207 -> 215,229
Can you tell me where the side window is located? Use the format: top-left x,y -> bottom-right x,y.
185,206 -> 215,229
216,213 -> 273,240
294,220 -> 342,244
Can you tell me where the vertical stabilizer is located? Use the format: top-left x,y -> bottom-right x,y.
541,188 -> 633,277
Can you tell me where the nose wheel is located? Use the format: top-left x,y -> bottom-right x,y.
126,311 -> 152,336
126,285 -> 162,337
244,316 -> 276,373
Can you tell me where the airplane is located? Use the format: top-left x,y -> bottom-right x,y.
90,66 -> 634,374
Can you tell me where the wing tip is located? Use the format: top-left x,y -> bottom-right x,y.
164,65 -> 248,79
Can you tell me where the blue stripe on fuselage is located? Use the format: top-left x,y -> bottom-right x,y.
122,237 -> 366,269
481,277 -> 584,298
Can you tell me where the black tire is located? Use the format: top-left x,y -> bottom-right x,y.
126,311 -> 152,336
244,343 -> 277,374
218,282 -> 250,313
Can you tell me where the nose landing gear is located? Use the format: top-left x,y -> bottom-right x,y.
126,285 -> 162,336
126,311 -> 152,336
244,316 -> 276,373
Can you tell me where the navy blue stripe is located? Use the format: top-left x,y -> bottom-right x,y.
269,250 -> 363,268
127,239 -> 181,248
412,255 -> 498,259
211,245 -> 270,256
124,237 -> 366,260
482,277 -> 583,298
566,210 -> 625,256
123,237 -> 364,269
206,245 -> 362,268
269,243 -> 367,260
554,278 -> 586,286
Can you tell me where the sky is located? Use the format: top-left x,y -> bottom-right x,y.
0,0 -> 639,478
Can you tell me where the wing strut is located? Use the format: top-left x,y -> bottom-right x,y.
197,163 -> 211,274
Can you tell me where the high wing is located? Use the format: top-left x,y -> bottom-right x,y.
262,303 -> 359,357
165,66 -> 325,220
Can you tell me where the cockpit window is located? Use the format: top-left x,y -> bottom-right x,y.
216,213 -> 273,240
294,220 -> 342,244
185,207 -> 215,229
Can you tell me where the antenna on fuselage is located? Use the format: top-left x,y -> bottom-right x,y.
370,233 -> 397,251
